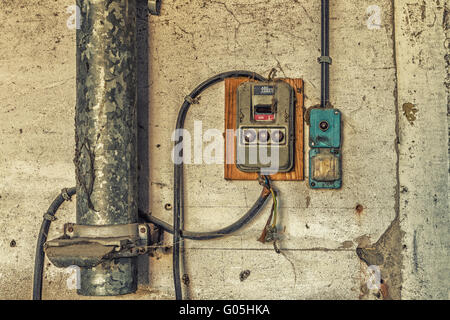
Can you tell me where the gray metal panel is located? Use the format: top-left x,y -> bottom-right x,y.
236,81 -> 295,173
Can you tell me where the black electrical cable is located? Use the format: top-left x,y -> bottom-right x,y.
139,188 -> 270,240
32,187 -> 76,300
320,0 -> 330,108
172,71 -> 266,300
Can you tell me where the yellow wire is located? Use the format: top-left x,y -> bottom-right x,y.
270,188 -> 277,228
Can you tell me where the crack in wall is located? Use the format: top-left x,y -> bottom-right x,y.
356,0 -> 404,300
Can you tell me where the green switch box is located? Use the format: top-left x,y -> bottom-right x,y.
309,108 -> 342,189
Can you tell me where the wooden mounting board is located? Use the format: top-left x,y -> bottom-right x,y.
224,78 -> 304,181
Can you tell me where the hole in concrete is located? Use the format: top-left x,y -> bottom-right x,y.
356,204 -> 364,214
10,240 -> 16,247
165,203 -> 172,211
239,270 -> 251,282
182,274 -> 190,286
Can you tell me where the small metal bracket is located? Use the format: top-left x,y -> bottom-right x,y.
138,223 -> 149,241
184,95 -> 200,105
61,188 -> 72,201
318,56 -> 332,64
43,212 -> 57,221
148,0 -> 161,16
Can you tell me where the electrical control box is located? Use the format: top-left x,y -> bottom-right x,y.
308,108 -> 342,189
236,81 -> 295,174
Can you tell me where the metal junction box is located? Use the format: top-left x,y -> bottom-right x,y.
308,108 -> 342,189
236,81 -> 295,174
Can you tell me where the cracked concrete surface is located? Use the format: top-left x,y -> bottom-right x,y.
0,0 -> 448,299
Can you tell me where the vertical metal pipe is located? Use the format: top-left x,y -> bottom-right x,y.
321,0 -> 330,107
75,0 -> 138,296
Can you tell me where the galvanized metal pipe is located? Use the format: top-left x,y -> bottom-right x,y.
75,0 -> 138,296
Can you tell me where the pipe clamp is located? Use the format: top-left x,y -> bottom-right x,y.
44,223 -> 149,268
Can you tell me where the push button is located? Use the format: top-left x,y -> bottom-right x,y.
271,130 -> 285,143
258,130 -> 270,143
243,129 -> 257,144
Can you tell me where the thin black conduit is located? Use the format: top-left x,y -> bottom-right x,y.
321,0 -> 330,108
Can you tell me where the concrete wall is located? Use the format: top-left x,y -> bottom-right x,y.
0,0 -> 448,300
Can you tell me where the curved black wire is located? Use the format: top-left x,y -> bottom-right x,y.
139,188 -> 270,240
33,187 -> 76,300
172,71 -> 266,300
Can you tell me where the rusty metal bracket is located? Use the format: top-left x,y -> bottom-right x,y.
44,223 -> 149,268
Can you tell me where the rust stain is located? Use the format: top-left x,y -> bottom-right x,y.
380,281 -> 391,300
402,102 -> 418,125
355,204 -> 364,215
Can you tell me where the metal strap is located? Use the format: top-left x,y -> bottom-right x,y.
43,212 -> 57,221
61,188 -> 72,201
70,223 -> 140,239
184,95 -> 199,105
318,56 -> 333,64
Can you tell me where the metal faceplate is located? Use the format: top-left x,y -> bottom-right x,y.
309,108 -> 341,148
308,108 -> 342,189
236,81 -> 295,174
